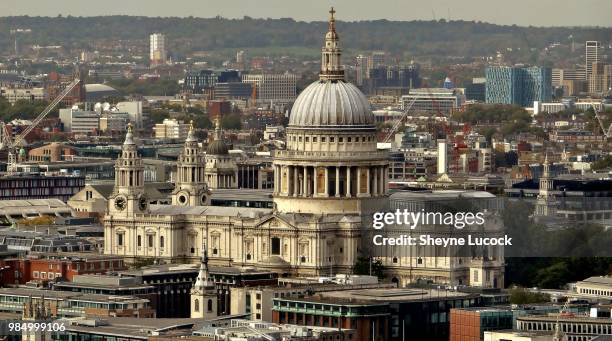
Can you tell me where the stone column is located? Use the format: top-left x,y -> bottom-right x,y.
346,167 -> 352,197
324,167 -> 329,196
293,166 -> 299,196
368,167 -> 378,196
357,168 -> 362,196
335,167 -> 340,197
366,167 -> 372,195
303,166 -> 308,197
313,166 -> 318,197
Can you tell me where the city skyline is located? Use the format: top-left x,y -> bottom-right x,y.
3,0 -> 612,27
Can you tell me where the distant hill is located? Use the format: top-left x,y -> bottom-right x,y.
0,16 -> 610,59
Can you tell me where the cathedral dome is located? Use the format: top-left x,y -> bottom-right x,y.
288,80 -> 374,129
206,140 -> 229,155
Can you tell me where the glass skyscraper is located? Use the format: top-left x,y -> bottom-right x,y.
485,66 -> 552,107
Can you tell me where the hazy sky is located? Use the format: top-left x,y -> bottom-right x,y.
3,0 -> 612,27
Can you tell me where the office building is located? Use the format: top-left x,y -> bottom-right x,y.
586,41 -> 601,79
0,86 -> 45,104
355,54 -> 368,86
401,88 -> 463,115
552,68 -> 587,86
241,73 -> 297,103
466,78 -> 487,102
486,66 -> 552,107
0,254 -> 126,285
589,62 -> 612,94
28,142 -> 77,162
273,287 -> 481,341
59,108 -> 100,134
150,33 -> 167,66
0,287 -> 154,318
214,82 -> 252,100
0,174 -> 84,202
367,51 -> 386,75
450,308 -> 514,341
154,118 -> 190,139
184,69 -> 218,92
365,65 -> 421,94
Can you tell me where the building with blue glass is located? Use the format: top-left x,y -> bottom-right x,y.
485,66 -> 552,107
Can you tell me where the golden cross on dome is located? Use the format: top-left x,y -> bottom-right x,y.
329,7 -> 336,19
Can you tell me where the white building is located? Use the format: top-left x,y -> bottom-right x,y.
533,101 -> 603,115
586,41 -> 600,79
59,108 -> 99,134
149,33 -> 166,66
401,88 -> 464,115
115,101 -> 144,128
154,118 -> 190,139
241,73 -> 297,103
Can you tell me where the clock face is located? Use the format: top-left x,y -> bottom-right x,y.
114,196 -> 127,211
200,194 -> 207,205
177,193 -> 188,205
138,196 -> 148,211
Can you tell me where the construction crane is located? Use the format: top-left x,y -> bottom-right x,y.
1,78 -> 80,174
591,104 -> 612,139
553,299 -> 571,341
382,97 -> 418,143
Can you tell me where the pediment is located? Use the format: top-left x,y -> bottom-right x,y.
255,214 -> 297,231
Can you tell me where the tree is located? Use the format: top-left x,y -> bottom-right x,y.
508,287 -> 550,304
353,256 -> 386,279
221,113 -> 242,130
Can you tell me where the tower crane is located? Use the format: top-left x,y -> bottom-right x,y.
383,97 -> 417,143
553,299 -> 571,341
591,105 -> 612,139
0,78 -> 80,174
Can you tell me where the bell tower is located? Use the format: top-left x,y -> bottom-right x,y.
535,153 -> 557,217
173,121 -> 211,206
109,123 -> 149,217
190,244 -> 217,319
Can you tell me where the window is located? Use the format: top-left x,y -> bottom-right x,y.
137,235 -> 142,247
473,270 -> 479,282
207,299 -> 213,312
148,235 -> 153,248
330,137 -> 335,142
194,299 -> 199,312
322,137 -> 326,142
271,237 -> 281,255
117,233 -> 123,246
33,271 -> 39,278
160,236 -> 165,248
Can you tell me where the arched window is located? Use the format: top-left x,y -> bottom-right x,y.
160,236 -> 164,248
194,299 -> 199,312
137,235 -> 141,247
207,299 -> 213,312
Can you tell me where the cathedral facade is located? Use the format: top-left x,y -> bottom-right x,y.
103,9 -> 504,287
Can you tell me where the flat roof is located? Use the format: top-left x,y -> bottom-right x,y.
277,288 -> 475,305
0,287 -> 146,303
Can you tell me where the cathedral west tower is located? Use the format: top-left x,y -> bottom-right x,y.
173,121 -> 211,206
